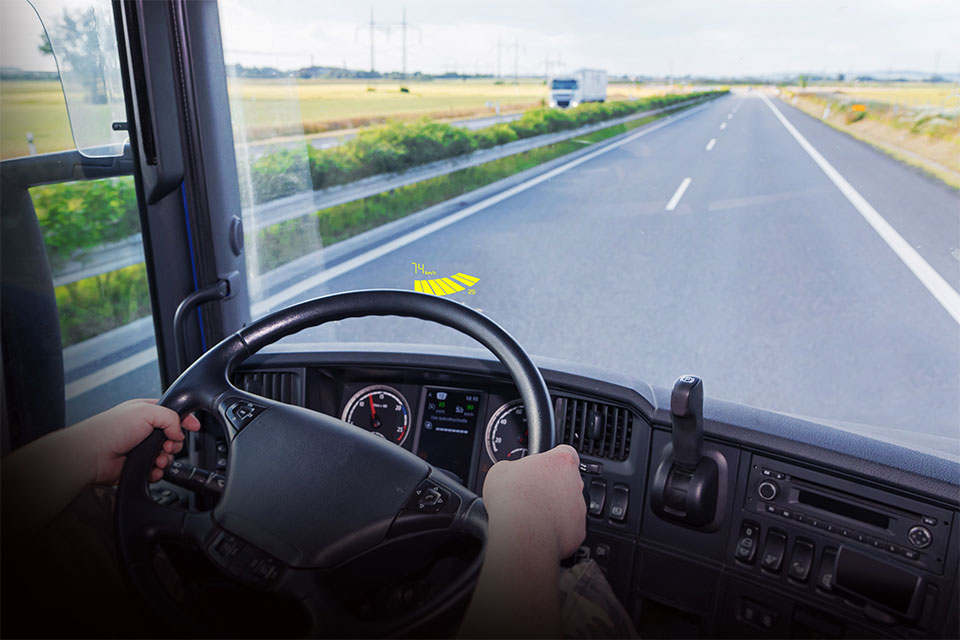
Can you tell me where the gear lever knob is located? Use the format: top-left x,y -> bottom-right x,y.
671,375 -> 704,470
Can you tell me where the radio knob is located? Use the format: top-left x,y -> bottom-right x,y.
908,525 -> 932,549
757,480 -> 779,501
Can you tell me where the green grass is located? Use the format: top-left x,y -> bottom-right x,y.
254,108 -> 682,271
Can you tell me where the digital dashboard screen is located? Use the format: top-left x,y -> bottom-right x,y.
416,388 -> 483,484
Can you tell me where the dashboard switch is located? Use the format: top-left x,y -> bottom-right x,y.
588,479 -> 606,516
788,540 -> 814,582
761,531 -> 786,572
735,521 -> 760,564
817,548 -> 837,592
609,484 -> 629,522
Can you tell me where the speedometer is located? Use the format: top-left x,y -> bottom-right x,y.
341,385 -> 411,445
485,400 -> 528,462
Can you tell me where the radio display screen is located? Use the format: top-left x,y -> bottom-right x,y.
415,388 -> 483,484
797,489 -> 890,529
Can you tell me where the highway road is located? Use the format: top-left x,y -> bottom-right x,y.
66,91 -> 960,453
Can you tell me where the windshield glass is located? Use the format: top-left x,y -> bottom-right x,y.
218,0 -> 960,458
552,79 -> 578,90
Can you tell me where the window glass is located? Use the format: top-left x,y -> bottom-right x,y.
27,0 -> 128,157
1,0 -> 160,424
216,0 -> 960,459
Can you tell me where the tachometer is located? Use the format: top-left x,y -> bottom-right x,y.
341,385 -> 411,445
485,400 -> 528,462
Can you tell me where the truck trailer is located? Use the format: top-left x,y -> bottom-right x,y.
549,68 -> 607,108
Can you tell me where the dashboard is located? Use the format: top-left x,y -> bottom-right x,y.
199,343 -> 959,639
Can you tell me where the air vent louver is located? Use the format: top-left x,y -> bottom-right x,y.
233,370 -> 302,405
554,395 -> 632,461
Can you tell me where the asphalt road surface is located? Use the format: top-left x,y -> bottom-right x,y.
68,91 -> 960,452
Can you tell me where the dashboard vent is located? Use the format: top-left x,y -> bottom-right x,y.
554,396 -> 632,461
233,370 -> 302,406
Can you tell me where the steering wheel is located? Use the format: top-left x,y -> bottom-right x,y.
115,290 -> 555,636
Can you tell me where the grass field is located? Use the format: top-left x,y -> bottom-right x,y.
1,80 -> 73,159
1,77 -> 690,158
801,83 -> 960,110
782,85 -> 960,187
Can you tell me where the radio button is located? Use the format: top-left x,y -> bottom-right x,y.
903,549 -> 919,560
922,516 -> 937,526
758,480 -> 779,501
908,525 -> 932,549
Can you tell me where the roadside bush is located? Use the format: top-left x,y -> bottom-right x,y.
31,177 -> 140,269
55,263 -> 152,346
250,147 -> 312,203
845,110 -> 866,124
297,90 -> 724,193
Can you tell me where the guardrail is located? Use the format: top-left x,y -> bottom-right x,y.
51,95 -> 715,287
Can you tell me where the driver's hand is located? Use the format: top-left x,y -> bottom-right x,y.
75,399 -> 201,485
481,444 -> 586,560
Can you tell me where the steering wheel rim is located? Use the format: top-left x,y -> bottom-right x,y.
115,289 -> 555,635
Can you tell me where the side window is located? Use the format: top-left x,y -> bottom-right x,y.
1,0 -> 160,427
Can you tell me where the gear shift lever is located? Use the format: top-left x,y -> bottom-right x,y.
671,375 -> 703,470
650,375 -> 721,528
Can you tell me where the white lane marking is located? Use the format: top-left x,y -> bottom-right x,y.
253,100 -> 714,315
733,100 -> 742,113
65,347 -> 157,400
758,92 -> 960,324
727,113 -> 733,120
69,101 -> 723,399
720,122 -> 727,130
705,138 -> 717,151
665,177 -> 692,211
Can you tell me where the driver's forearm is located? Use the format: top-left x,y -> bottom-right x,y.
459,523 -> 562,638
1,426 -> 97,545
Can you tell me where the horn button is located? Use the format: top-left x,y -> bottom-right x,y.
213,402 -> 431,569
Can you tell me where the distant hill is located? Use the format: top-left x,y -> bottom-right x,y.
226,63 -> 495,81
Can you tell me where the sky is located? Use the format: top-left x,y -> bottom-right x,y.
3,0 -> 960,78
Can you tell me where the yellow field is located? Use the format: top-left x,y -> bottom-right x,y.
1,77 -> 691,158
1,80 -> 73,159
799,83 -> 960,109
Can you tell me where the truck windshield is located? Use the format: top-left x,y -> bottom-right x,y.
551,79 -> 578,90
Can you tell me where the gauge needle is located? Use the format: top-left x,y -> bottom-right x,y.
369,394 -> 381,429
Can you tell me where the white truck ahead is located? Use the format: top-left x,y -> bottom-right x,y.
549,69 -> 607,108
